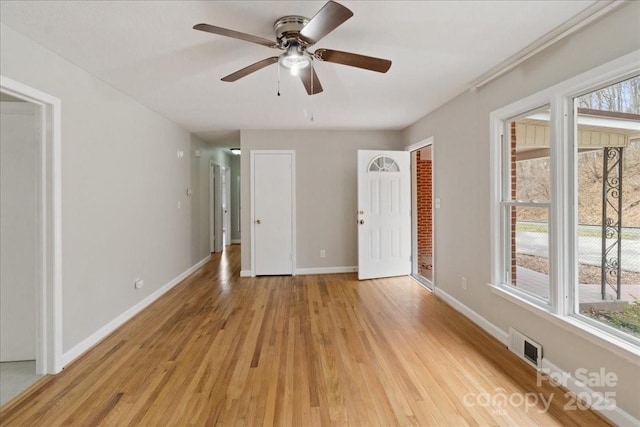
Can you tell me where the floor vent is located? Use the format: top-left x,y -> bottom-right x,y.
508,328 -> 542,369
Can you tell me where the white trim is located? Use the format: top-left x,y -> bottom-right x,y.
434,287 -> 509,345
250,150 -> 296,277
209,161 -> 215,253
240,270 -> 252,277
436,285 -> 639,425
540,359 -> 639,427
61,255 -> 210,368
471,1 -> 624,89
1,75 -> 63,374
230,239 -> 241,244
405,136 -> 434,153
406,137 -> 435,290
295,266 -> 357,275
211,162 -> 223,253
489,283 -> 640,364
490,50 -> 640,349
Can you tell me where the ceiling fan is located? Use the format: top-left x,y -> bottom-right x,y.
193,0 -> 392,95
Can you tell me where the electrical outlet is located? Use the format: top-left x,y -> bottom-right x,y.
134,279 -> 144,289
320,250 -> 326,258
461,277 -> 467,290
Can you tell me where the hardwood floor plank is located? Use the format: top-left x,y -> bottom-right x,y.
0,245 -> 611,426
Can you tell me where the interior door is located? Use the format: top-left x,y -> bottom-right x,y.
211,163 -> 223,252
252,151 -> 294,275
223,167 -> 231,247
357,150 -> 411,280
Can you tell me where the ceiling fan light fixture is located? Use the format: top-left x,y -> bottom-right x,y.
230,148 -> 241,155
279,44 -> 312,76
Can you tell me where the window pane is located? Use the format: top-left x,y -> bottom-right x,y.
505,107 -> 551,202
575,76 -> 640,339
508,206 -> 550,301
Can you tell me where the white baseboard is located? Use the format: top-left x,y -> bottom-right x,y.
540,359 -> 639,426
295,266 -> 358,275
61,255 -> 211,368
434,287 -> 509,345
231,239 -> 241,244
434,287 -> 639,426
240,270 -> 252,277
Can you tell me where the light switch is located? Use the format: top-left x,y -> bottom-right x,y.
435,198 -> 441,209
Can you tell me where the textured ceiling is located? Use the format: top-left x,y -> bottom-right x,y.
0,1 -> 597,144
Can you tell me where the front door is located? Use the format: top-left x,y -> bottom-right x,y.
357,150 -> 411,280
252,151 -> 295,275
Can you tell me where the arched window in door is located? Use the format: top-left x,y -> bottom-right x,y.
368,156 -> 400,172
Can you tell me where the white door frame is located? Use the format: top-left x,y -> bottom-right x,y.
209,161 -> 215,252
250,150 -> 296,277
210,162 -> 224,252
406,136 -> 435,290
223,166 -> 231,247
1,75 -> 63,374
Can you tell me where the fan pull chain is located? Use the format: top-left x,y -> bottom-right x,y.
277,63 -> 281,96
310,66 -> 314,122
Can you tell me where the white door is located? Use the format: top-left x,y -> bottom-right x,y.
357,150 -> 411,280
223,167 -> 231,247
209,163 -> 215,252
252,151 -> 295,275
0,101 -> 39,361
211,163 -> 223,253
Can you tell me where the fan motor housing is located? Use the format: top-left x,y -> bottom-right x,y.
274,15 -> 310,47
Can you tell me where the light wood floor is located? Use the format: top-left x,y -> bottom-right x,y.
0,245 -> 609,426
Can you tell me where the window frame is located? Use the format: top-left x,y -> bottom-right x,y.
489,50 -> 640,355
499,107 -> 553,306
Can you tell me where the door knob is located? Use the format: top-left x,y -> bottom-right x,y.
256,219 -> 261,224
359,219 -> 365,225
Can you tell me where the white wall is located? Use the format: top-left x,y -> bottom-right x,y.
240,130 -> 404,272
0,22 -> 213,355
402,2 -> 640,420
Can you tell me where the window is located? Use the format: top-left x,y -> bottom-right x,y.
490,51 -> 640,348
574,77 -> 640,339
500,107 -> 552,302
369,156 -> 400,172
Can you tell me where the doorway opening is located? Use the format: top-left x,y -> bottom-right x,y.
410,138 -> 434,289
0,76 -> 62,405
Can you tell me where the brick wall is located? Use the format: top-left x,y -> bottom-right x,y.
416,150 -> 433,270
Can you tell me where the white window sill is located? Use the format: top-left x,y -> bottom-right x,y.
489,283 -> 640,365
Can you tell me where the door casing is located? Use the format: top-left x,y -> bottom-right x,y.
250,150 -> 296,276
1,75 -> 63,374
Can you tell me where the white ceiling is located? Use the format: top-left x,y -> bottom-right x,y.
0,1 -> 597,144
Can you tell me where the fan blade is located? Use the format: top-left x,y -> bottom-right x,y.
314,49 -> 391,73
299,66 -> 324,95
299,1 -> 353,45
221,57 -> 279,82
193,23 -> 278,49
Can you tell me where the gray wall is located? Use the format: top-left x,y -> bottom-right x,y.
229,153 -> 241,242
240,130 -> 404,272
402,2 -> 640,419
0,22 -> 217,353
189,138 -> 230,263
